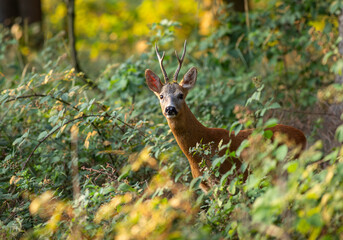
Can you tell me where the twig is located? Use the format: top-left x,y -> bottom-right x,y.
81,164 -> 117,182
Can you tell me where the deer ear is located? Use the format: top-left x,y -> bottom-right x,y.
180,67 -> 197,90
145,69 -> 163,93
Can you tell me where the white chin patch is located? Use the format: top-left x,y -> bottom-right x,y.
165,114 -> 177,119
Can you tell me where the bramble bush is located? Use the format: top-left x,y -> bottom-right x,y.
1,1 -> 343,239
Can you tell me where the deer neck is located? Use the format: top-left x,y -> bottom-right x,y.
166,104 -> 210,169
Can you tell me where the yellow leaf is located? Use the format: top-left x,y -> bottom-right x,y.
84,131 -> 97,149
98,149 -> 125,155
60,124 -> 67,134
325,166 -> 335,184
130,147 -> 157,171
9,176 -> 21,185
43,69 -> 53,84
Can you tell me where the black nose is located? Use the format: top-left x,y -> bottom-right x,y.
165,106 -> 178,115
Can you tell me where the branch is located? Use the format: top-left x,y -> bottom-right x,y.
21,114 -> 101,170
5,94 -> 78,111
7,93 -> 117,163
8,93 -> 148,169
5,93 -> 147,137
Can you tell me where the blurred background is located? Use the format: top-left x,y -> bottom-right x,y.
1,0 -> 278,74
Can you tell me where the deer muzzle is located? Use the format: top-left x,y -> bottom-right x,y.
165,106 -> 178,118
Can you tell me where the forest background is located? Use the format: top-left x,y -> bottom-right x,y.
1,0 -> 343,239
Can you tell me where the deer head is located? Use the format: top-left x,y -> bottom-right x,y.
145,41 -> 197,119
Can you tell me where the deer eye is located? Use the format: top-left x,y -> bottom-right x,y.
178,94 -> 184,100
160,95 -> 163,99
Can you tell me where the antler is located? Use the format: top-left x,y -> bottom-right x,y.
173,40 -> 187,82
155,43 -> 169,83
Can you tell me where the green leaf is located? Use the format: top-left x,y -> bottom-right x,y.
58,109 -> 65,118
211,155 -> 226,170
49,125 -> 60,136
190,177 -> 202,190
229,121 -> 241,135
263,130 -> 273,139
37,131 -> 48,141
264,118 -> 278,128
4,154 -> 12,161
236,139 -> 249,157
103,185 -> 116,195
220,165 -> 235,187
234,123 -> 243,136
48,115 -> 59,124
13,137 -> 23,146
335,125 -> 343,143
307,213 -> 323,227
39,95 -> 50,104
118,183 -> 136,192
61,93 -> 68,101
175,172 -> 183,182
0,91 -> 9,104
118,165 -> 131,181
322,51 -> 333,65
275,145 -> 288,161
286,161 -> 298,173
267,102 -> 281,110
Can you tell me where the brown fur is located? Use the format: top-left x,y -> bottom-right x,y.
166,102 -> 306,192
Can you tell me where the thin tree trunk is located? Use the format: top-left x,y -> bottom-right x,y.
66,0 -> 102,91
66,0 -> 81,73
223,0 -> 250,12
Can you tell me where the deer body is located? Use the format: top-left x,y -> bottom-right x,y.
146,42 -> 306,192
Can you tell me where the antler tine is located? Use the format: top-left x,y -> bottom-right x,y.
155,43 -> 169,83
173,40 -> 187,82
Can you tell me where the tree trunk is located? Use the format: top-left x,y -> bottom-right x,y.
66,0 -> 81,73
0,0 -> 41,26
223,0 -> 250,12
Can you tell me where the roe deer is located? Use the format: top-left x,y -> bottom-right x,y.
145,41 -> 307,192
